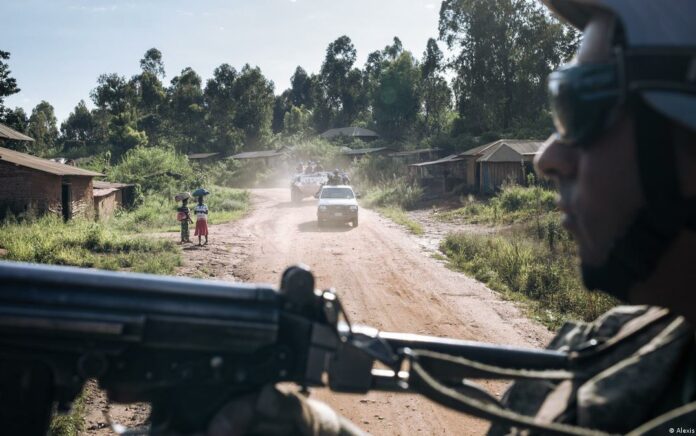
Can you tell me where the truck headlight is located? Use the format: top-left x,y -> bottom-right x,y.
350,206 -> 358,211
319,205 -> 327,211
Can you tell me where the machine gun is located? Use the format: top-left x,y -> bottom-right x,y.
0,260 -> 572,435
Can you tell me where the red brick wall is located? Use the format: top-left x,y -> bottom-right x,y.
0,162 -> 94,219
0,161 -> 61,217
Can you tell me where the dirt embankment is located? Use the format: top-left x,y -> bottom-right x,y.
88,188 -> 551,435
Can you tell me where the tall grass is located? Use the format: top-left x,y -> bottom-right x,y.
437,183 -> 556,224
113,186 -> 249,233
0,215 -> 180,274
439,185 -> 617,329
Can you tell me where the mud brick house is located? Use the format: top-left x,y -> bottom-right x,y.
0,146 -> 103,220
93,181 -> 137,220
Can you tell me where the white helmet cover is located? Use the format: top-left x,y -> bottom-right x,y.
542,0 -> 696,130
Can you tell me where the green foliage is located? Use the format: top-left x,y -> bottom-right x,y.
439,0 -> 579,134
109,146 -> 198,195
0,50 -> 20,119
49,386 -> 87,436
373,52 -> 422,139
26,101 -> 59,156
112,186 -> 248,232
0,215 -> 180,274
378,206 -> 424,235
441,230 -> 616,329
438,184 -> 557,224
363,177 -> 423,210
288,138 -> 341,167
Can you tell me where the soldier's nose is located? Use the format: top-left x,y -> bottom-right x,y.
534,134 -> 579,183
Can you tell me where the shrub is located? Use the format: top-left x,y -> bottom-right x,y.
441,229 -> 616,329
109,146 -> 200,196
363,177 -> 423,210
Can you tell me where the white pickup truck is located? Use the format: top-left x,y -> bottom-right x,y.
316,185 -> 359,227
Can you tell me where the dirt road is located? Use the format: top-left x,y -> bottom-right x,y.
90,188 -> 551,435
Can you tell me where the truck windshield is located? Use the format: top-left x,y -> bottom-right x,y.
321,188 -> 354,199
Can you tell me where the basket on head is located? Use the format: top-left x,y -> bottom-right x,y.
175,192 -> 191,201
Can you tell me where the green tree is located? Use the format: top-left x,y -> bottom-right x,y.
204,63 -> 244,153
420,39 -> 452,137
289,66 -> 315,109
318,36 -> 367,128
91,73 -> 146,156
26,101 -> 59,155
439,0 -> 578,134
167,67 -> 207,153
0,50 -> 20,120
140,48 -> 166,79
283,105 -> 311,136
373,52 -> 422,139
60,100 -> 96,149
3,107 -> 28,133
230,64 -> 274,149
272,91 -> 291,134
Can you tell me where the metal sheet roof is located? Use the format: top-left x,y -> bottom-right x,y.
187,152 -> 220,159
476,140 -> 543,162
93,180 -> 134,189
93,188 -> 120,197
0,122 -> 34,142
409,154 -> 464,167
228,150 -> 286,159
388,148 -> 440,157
0,146 -> 103,177
320,127 -> 379,138
340,147 -> 390,156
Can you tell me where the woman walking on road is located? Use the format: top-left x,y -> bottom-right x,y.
193,195 -> 209,246
176,194 -> 193,244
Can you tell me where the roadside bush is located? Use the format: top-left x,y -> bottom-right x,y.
363,177 -> 423,210
109,146 -> 200,196
441,227 -> 616,329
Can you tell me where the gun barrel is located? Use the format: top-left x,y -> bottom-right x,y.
379,331 -> 568,370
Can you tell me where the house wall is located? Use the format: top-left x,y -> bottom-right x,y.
65,176 -> 94,219
0,162 -> 94,219
94,192 -> 117,220
479,162 -> 526,193
0,161 -> 61,217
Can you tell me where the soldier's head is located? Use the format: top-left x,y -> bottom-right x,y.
536,0 -> 696,311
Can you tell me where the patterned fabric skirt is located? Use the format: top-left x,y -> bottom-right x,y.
194,219 -> 208,236
180,221 -> 189,240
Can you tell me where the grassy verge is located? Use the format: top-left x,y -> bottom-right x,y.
49,388 -> 88,436
378,206 -> 424,235
113,186 -> 250,233
438,185 -> 617,330
0,215 -> 180,274
436,184 -> 556,224
361,177 -> 423,210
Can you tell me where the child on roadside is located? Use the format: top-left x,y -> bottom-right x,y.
193,196 -> 209,246
177,197 -> 193,243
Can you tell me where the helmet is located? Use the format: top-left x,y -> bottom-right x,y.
543,0 -> 696,131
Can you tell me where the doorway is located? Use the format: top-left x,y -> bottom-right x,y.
61,183 -> 71,221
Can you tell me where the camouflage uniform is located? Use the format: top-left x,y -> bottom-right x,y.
489,306 -> 696,435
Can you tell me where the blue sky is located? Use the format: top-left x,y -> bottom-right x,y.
1,0 -> 444,123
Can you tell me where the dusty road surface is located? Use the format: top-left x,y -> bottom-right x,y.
91,188 -> 552,435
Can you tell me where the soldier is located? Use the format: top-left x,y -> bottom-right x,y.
198,0 -> 696,434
